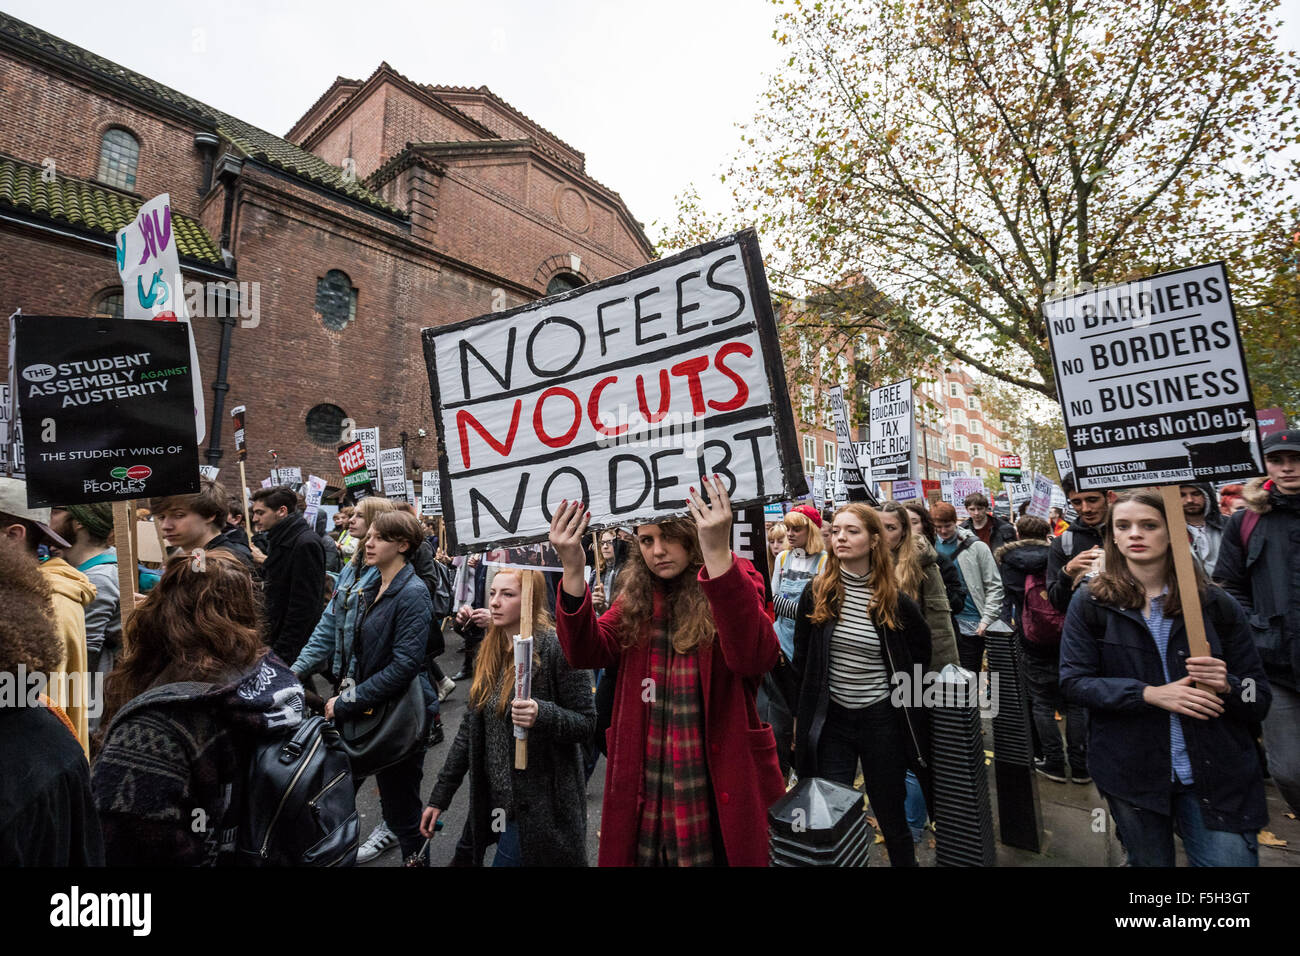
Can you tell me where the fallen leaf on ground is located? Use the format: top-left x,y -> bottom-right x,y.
1258,829 -> 1287,847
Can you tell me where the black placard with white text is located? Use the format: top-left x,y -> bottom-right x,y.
14,316 -> 199,507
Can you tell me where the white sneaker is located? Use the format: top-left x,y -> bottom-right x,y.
437,676 -> 456,701
356,821 -> 398,863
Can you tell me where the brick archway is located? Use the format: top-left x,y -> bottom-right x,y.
533,253 -> 590,291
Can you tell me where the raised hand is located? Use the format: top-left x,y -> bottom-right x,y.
549,499 -> 591,599
687,474 -> 734,579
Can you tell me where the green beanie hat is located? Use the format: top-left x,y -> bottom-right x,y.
64,502 -> 114,542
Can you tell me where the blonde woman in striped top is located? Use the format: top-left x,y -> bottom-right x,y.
790,503 -> 932,867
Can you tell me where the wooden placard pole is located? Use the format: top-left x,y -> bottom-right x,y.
238,461 -> 253,538
515,570 -> 534,770
438,516 -> 445,551
1159,485 -> 1212,678
591,530 -> 604,579
112,501 -> 136,631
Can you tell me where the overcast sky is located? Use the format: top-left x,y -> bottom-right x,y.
5,1 -> 1297,248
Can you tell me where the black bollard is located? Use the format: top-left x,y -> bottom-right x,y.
931,664 -> 997,866
984,619 -> 1044,852
768,777 -> 872,867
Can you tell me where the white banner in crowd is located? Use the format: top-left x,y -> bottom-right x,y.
115,193 -> 206,442
303,474 -> 327,525
354,427 -> 382,492
1027,474 -> 1055,520
812,466 -> 827,511
892,479 -> 921,502
278,466 -> 302,487
951,476 -> 986,521
422,231 -> 803,553
379,447 -> 406,498
405,479 -> 416,508
421,470 -> 442,516
868,379 -> 914,482
1045,262 -> 1261,489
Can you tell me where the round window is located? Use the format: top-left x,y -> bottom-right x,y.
305,403 -> 347,447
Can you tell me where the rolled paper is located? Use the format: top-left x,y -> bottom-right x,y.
513,634 -> 533,742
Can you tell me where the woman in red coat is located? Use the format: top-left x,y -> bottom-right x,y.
550,475 -> 785,866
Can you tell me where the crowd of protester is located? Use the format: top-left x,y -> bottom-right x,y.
2,427 -> 1299,867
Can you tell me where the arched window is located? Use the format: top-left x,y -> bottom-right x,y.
546,272 -> 584,296
91,290 -> 124,319
97,129 -> 140,191
316,270 -> 357,331
305,404 -> 348,447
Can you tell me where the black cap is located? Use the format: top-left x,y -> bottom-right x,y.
1262,428 -> 1300,455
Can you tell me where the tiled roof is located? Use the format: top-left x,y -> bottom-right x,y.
0,155 -> 223,263
0,12 -> 405,219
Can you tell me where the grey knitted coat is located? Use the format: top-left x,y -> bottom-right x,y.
428,628 -> 594,866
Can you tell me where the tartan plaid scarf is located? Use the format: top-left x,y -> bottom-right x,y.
636,596 -> 715,867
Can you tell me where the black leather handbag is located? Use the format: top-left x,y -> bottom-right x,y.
335,594 -> 430,778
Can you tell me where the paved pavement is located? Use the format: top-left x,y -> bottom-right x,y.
336,636 -> 1300,867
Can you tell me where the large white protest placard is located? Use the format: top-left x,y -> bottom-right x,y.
115,194 -> 205,442
421,470 -> 442,515
951,476 -> 986,521
278,466 -> 302,487
868,379 -> 914,482
1044,263 -> 1261,489
303,475 -> 327,525
1052,447 -> 1073,483
422,231 -> 803,553
1027,474 -> 1055,520
812,465 -> 827,511
892,479 -> 921,502
379,447 -> 406,498
828,385 -> 876,504
354,427 -> 382,493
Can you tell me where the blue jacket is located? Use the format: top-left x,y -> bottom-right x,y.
1059,583 -> 1271,832
333,562 -> 432,719
292,558 -> 379,680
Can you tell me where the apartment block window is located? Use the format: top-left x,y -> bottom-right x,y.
969,419 -> 982,437
800,384 -> 815,423
838,354 -> 850,386
824,440 -> 836,467
799,334 -> 811,366
950,382 -> 961,398
803,435 -> 816,473
951,407 -> 966,427
967,395 -> 980,411
952,434 -> 964,451
972,443 -> 983,461
822,391 -> 835,430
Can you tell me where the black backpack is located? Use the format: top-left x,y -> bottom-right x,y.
238,714 -> 359,866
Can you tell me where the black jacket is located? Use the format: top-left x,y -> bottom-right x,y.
262,512 -> 326,664
1059,583 -> 1270,832
790,583 -> 932,778
427,629 -> 593,866
960,513 -> 1016,553
207,527 -> 254,569
1045,516 -> 1106,613
334,562 -> 432,718
1215,477 -> 1300,690
0,706 -> 103,865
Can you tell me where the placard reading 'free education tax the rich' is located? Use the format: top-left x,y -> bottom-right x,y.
1044,263 -> 1262,489
422,230 -> 803,554
15,316 -> 198,507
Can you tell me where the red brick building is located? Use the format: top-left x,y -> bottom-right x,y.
0,13 -> 653,492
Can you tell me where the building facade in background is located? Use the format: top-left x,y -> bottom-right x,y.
0,13 -> 652,493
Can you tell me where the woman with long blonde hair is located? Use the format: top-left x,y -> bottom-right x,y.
422,568 -> 593,866
878,501 -> 959,670
550,477 -> 786,867
791,503 -> 932,867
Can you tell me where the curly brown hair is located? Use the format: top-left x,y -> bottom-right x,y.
0,546 -> 61,674
98,549 -> 266,736
614,518 -> 715,654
